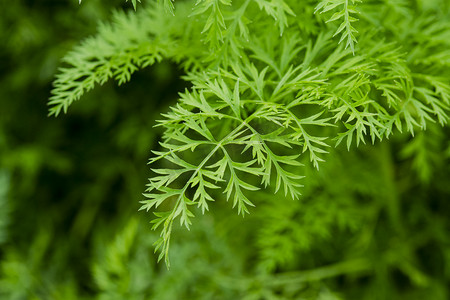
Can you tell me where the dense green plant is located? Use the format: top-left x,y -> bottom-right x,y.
50,0 -> 450,263
1,0 -> 449,299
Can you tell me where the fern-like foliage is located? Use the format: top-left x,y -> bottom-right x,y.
49,9 -> 165,116
48,2 -> 205,116
253,0 -> 296,35
50,0 -> 450,265
140,61 -> 333,264
315,0 -> 361,53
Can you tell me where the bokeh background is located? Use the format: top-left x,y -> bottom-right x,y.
1,1 -> 449,299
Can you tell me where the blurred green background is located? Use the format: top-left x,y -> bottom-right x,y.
1,1 -> 449,299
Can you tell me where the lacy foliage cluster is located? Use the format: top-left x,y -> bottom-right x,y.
50,0 -> 450,265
